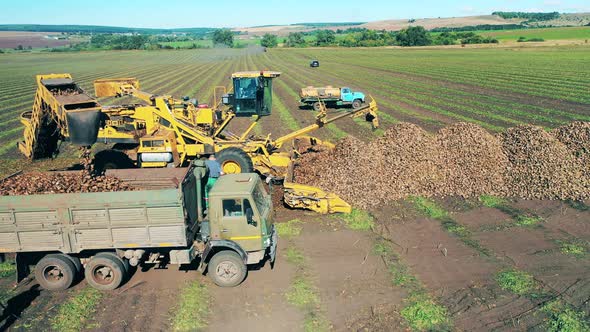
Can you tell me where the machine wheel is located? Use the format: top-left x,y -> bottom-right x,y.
216,148 -> 254,174
352,99 -> 362,109
313,102 -> 322,112
208,251 -> 247,287
35,254 -> 76,291
93,150 -> 135,174
84,254 -> 126,291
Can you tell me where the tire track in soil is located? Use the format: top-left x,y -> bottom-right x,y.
206,239 -> 304,332
369,203 -> 538,331
295,220 -> 406,331
461,200 -> 590,314
88,268 -> 198,332
371,197 -> 590,331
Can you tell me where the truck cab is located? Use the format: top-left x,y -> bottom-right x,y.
201,172 -> 277,286
340,87 -> 365,108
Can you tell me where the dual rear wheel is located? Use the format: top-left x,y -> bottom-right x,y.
34,253 -> 129,291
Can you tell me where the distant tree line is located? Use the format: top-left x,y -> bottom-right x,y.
492,11 -> 560,22
264,26 -> 497,48
212,29 -> 234,47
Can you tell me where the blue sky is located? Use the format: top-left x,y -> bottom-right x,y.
0,0 -> 588,28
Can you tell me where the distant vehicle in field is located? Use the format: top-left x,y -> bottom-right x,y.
300,86 -> 365,111
310,60 -> 319,67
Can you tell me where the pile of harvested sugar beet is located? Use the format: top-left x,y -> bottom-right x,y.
0,171 -> 133,196
0,150 -> 133,196
294,121 -> 590,209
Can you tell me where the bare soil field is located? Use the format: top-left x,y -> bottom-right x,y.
363,15 -> 522,31
0,31 -> 72,49
1,197 -> 588,331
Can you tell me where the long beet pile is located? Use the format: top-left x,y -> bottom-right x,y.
294,122 -> 590,209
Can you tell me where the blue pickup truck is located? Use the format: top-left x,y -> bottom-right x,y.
299,86 -> 365,111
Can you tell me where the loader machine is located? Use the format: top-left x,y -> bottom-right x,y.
17,72 -> 379,214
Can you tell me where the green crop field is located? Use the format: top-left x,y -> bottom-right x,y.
481,26 -> 590,42
0,44 -> 588,163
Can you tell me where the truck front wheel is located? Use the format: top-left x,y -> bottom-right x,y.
35,254 -> 76,291
85,255 -> 126,291
313,102 -> 322,112
208,251 -> 247,287
352,99 -> 362,109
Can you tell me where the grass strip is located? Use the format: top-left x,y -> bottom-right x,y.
373,239 -> 451,331
410,196 -> 491,256
50,287 -> 103,332
282,224 -> 331,332
171,281 -> 210,332
338,209 -> 375,231
275,219 -> 303,238
479,195 -> 545,229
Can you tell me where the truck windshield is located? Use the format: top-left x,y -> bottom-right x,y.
253,182 -> 270,215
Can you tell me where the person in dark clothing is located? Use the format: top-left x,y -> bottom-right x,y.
205,154 -> 224,208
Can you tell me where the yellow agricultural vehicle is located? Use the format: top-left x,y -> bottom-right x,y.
18,72 -> 379,213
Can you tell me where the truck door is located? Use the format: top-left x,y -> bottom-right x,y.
219,198 -> 261,252
340,88 -> 352,102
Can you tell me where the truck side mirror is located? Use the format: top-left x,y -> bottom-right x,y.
246,208 -> 256,227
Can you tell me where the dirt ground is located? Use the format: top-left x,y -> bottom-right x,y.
1,197 -> 588,331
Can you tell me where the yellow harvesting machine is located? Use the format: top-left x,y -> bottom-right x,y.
18,72 -> 379,214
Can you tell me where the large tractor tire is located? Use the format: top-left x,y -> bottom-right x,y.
93,149 -> 135,174
84,254 -> 126,291
208,251 -> 247,287
35,254 -> 77,291
216,148 -> 254,174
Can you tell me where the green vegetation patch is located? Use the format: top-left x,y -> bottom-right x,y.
171,281 -> 210,332
275,219 -> 303,238
0,260 -> 16,277
566,200 -> 590,211
285,246 -> 305,265
543,300 -> 590,332
50,287 -> 103,332
285,276 -> 320,310
410,196 -> 448,219
373,239 -> 451,330
339,209 -> 374,231
515,214 -> 544,227
496,269 -> 536,295
401,295 -> 450,331
374,240 -> 419,288
558,240 -> 588,257
479,195 -> 507,208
